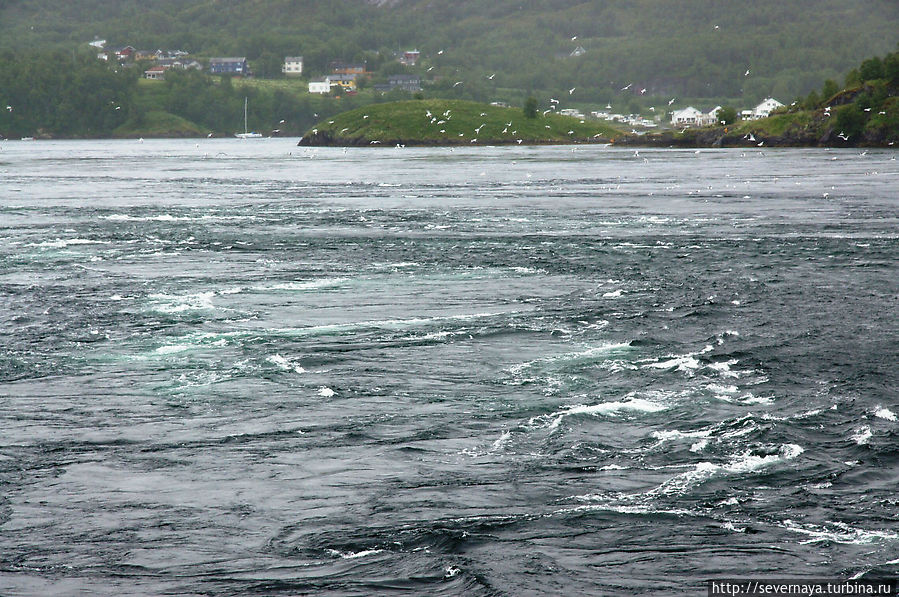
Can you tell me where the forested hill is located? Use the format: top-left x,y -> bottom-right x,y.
1,0 -> 898,103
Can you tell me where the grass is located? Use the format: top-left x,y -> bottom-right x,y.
302,99 -> 621,145
112,109 -> 206,137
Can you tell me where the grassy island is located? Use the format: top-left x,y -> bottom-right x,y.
297,100 -> 621,147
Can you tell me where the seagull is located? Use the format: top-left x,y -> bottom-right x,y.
370,140 -> 381,144
621,83 -> 632,91
640,88 -> 647,95
550,98 -> 559,104
668,98 -> 676,105
280,119 -> 286,124
5,105 -> 11,111
487,73 -> 495,80
453,81 -> 463,87
568,87 -> 576,94
606,104 -> 612,109
744,69 -> 750,76
427,66 -> 434,72
340,127 -> 349,133
714,25 -> 720,29
437,50 -> 444,55
543,109 -> 552,116
363,115 -> 369,119
517,139 -> 523,144
567,130 -> 574,135
475,124 -> 484,133
571,35 -> 578,41
207,132 -> 213,137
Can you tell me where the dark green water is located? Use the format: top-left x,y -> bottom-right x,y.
1,140 -> 897,595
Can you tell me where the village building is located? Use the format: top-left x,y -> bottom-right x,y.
329,61 -> 367,75
752,97 -> 784,119
570,46 -> 587,57
670,106 -> 703,127
209,57 -> 248,76
144,65 -> 169,80
398,50 -> 420,66
282,56 -> 304,76
388,74 -> 421,91
308,77 -> 333,94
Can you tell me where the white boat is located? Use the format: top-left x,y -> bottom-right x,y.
235,97 -> 263,139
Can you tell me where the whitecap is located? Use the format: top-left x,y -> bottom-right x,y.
327,548 -> 384,559
317,387 -> 336,398
603,289 -> 623,298
30,238 -> 106,249
851,426 -> 872,445
154,344 -> 193,355
874,406 -> 897,421
642,354 -> 701,373
781,520 -> 899,545
651,444 -> 804,496
266,354 -> 306,374
563,398 -> 667,416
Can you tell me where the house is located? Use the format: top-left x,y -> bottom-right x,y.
309,77 -> 334,94
698,106 -> 722,126
209,57 -> 248,76
398,50 -> 420,66
388,74 -> 421,91
282,56 -> 303,76
752,98 -> 784,119
144,65 -> 169,80
134,49 -> 158,61
328,73 -> 358,91
670,106 -> 703,127
88,39 -> 106,49
112,46 -> 135,61
329,61 -> 366,75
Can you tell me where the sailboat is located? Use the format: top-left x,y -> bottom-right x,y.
235,97 -> 263,139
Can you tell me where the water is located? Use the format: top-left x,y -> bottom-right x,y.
1,139 -> 897,595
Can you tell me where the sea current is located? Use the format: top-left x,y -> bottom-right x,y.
0,140 -> 897,595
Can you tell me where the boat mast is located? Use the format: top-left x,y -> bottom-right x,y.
244,97 -> 248,134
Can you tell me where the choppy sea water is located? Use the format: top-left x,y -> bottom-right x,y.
0,139 -> 897,596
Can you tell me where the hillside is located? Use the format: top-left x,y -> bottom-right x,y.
1,0 -> 897,107
297,99 -> 621,146
613,53 -> 899,148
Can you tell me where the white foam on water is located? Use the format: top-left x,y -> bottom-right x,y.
266,354 -> 306,374
254,277 -> 348,292
603,289 -> 623,298
851,426 -> 872,445
874,406 -> 897,421
507,342 -> 633,375
651,444 -> 804,496
642,354 -> 701,373
29,238 -> 106,249
317,387 -> 336,398
326,549 -> 384,559
651,429 -> 714,443
490,430 -> 512,451
600,463 -> 627,470
690,439 -> 709,452
707,383 -> 739,395
148,291 -> 217,313
155,344 -> 193,355
563,398 -> 668,416
782,520 -> 899,545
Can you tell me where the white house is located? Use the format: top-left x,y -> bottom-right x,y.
283,56 -> 303,76
308,77 -> 333,94
670,106 -> 703,127
752,98 -> 784,119
698,106 -> 722,126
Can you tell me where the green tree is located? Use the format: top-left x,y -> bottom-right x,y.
523,96 -> 537,118
858,56 -> 884,81
717,106 -> 738,124
803,90 -> 820,110
883,53 -> 899,85
834,103 -> 866,139
821,79 -> 839,101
